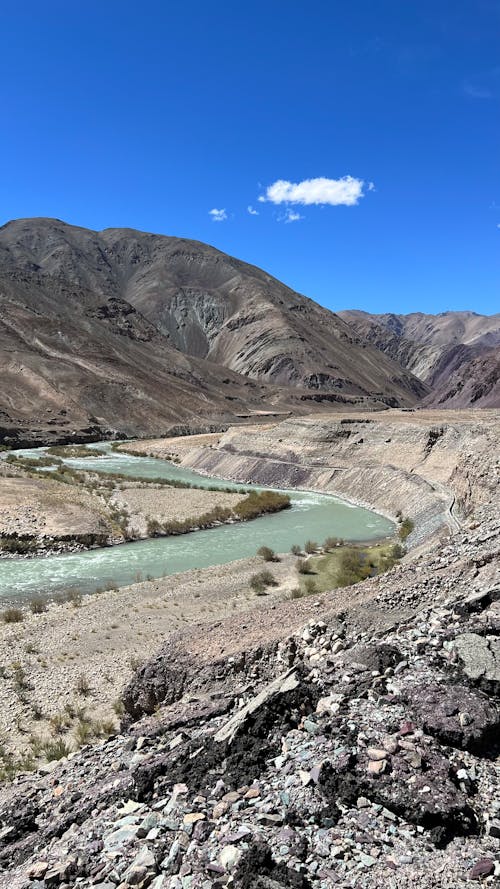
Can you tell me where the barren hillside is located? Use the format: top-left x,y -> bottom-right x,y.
339,310 -> 500,408
0,219 -> 427,444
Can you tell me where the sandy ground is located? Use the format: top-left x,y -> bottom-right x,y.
117,409 -> 500,463
116,428 -> 277,461
0,476 -> 111,538
0,469 -> 247,546
111,484 -> 243,536
0,553 -> 300,754
117,432 -> 225,459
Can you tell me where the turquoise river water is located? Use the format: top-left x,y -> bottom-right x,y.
0,442 -> 394,601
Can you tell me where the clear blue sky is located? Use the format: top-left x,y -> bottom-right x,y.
1,1 -> 499,314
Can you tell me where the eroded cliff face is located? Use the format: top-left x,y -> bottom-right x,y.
181,412 -> 499,545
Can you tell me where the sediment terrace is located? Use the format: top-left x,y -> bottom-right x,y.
133,409 -> 499,547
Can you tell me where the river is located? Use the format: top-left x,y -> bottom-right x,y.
0,442 -> 394,601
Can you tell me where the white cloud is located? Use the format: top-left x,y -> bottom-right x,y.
258,175 -> 367,207
209,208 -> 227,222
247,205 -> 259,215
280,209 -> 303,223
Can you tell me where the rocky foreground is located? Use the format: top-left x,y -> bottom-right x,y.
0,497 -> 498,887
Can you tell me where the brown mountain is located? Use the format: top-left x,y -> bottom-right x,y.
0,218 -> 427,443
421,345 -> 500,408
339,310 -> 500,408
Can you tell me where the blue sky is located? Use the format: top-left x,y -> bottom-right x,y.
1,1 -> 499,315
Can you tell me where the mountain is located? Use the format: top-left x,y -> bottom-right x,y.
421,345 -> 500,408
0,218 -> 427,443
339,310 -> 500,408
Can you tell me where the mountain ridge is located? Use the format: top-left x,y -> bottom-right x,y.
0,218 -> 428,443
339,308 -> 500,408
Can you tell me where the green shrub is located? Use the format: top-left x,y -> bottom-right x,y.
68,588 -> 82,607
391,543 -> 405,559
75,674 -> 91,696
2,608 -> 23,623
47,444 -> 104,458
49,712 -> 71,735
376,542 -> 406,574
74,718 -> 93,746
55,588 -> 82,607
336,548 -> 372,587
113,698 -> 125,716
146,518 -> 162,537
24,642 -> 39,654
257,545 -> 279,562
250,570 -> 278,594
323,536 -> 339,551
11,662 -> 28,691
296,559 -> 313,575
29,598 -> 47,615
398,518 -> 414,540
41,739 -> 71,761
304,540 -> 318,554
259,569 -> 278,586
0,537 -> 39,555
303,578 -> 319,595
30,702 -> 43,721
96,717 -> 116,736
0,745 -> 36,781
233,491 -> 290,521
290,544 -> 302,556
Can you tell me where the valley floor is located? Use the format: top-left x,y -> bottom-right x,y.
0,554 -> 295,754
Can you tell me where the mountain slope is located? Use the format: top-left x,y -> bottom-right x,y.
0,219 -> 427,430
339,309 -> 500,407
0,267 -> 294,443
421,345 -> 500,408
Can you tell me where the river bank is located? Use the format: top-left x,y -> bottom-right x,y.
0,461 -> 289,560
0,446 -> 394,599
0,532 -> 406,762
167,410 -> 499,548
0,553 -> 296,755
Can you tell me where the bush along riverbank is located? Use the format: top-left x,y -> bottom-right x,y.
145,490 -> 291,538
4,453 -> 250,495
0,532 -> 110,558
0,490 -> 291,559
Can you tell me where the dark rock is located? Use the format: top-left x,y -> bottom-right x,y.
234,841 -> 312,888
404,683 -> 500,753
319,744 -> 478,844
469,858 -> 495,879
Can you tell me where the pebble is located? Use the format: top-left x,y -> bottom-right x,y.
219,844 -> 242,870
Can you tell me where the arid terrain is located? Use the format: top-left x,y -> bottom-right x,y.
1,218 -> 498,449
0,457 -> 273,555
1,0 -> 498,885
339,310 -> 500,408
0,408 -> 498,887
0,218 -> 428,447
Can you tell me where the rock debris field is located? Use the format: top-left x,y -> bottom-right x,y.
0,501 -> 499,888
